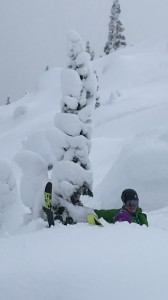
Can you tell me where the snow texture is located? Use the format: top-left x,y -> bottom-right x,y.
23,131 -> 55,167
51,160 -> 92,202
13,105 -> 28,119
61,68 -> 82,98
15,150 -> 48,217
67,30 -> 85,67
0,35 -> 168,300
55,112 -> 82,136
0,160 -> 18,212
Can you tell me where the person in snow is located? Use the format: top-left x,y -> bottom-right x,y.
88,189 -> 148,226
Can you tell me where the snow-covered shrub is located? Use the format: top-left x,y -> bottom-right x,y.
15,150 -> 48,219
0,160 -> 18,211
0,160 -> 19,230
23,131 -> 55,170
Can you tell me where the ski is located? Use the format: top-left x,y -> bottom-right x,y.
87,214 -> 103,227
44,182 -> 54,227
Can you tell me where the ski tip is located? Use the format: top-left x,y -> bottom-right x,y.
45,181 -> 52,191
45,181 -> 52,187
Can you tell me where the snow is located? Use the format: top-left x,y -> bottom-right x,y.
15,150 -> 48,217
67,30 -> 85,63
1,36 -> 168,299
0,159 -> 18,212
51,160 -> 93,202
61,69 -> 82,97
1,223 -> 168,300
75,51 -> 91,66
95,136 -> 168,211
23,131 -> 55,167
55,112 -> 82,136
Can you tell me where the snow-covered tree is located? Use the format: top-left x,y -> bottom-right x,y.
0,160 -> 19,230
52,31 -> 97,224
0,160 -> 18,211
104,0 -> 126,55
15,150 -> 49,221
94,70 -> 100,108
67,31 -> 100,109
86,41 -> 95,61
85,42 -> 100,108
6,96 -> 11,105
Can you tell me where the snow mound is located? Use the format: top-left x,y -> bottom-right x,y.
15,150 -> 48,216
96,136 -> 168,211
0,160 -> 18,211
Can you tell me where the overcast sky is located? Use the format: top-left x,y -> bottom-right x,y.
0,0 -> 168,103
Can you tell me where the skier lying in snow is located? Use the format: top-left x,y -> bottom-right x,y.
88,189 -> 148,226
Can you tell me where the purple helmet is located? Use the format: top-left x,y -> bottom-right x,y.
114,209 -> 132,223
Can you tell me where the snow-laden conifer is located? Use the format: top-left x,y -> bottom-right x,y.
0,160 -> 19,230
86,41 -> 95,61
52,31 -> 97,224
104,0 -> 126,54
94,70 -> 100,108
6,96 -> 11,105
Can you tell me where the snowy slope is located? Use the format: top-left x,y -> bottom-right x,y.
1,38 -> 168,299
91,38 -> 168,211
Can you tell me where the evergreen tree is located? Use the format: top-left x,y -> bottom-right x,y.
94,70 -> 100,108
104,0 -> 126,55
6,96 -> 11,105
52,31 -> 97,224
85,41 -> 95,61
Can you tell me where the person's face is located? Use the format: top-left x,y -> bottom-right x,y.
124,200 -> 139,213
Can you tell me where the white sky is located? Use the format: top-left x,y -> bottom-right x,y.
0,0 -> 168,102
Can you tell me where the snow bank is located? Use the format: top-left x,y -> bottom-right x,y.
0,159 -> 23,233
96,136 -> 168,211
15,150 -> 48,218
0,160 -> 18,211
23,131 -> 55,168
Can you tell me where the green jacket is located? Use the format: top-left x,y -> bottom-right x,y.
94,207 -> 148,226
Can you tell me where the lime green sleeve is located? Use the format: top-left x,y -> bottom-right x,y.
94,209 -> 119,224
